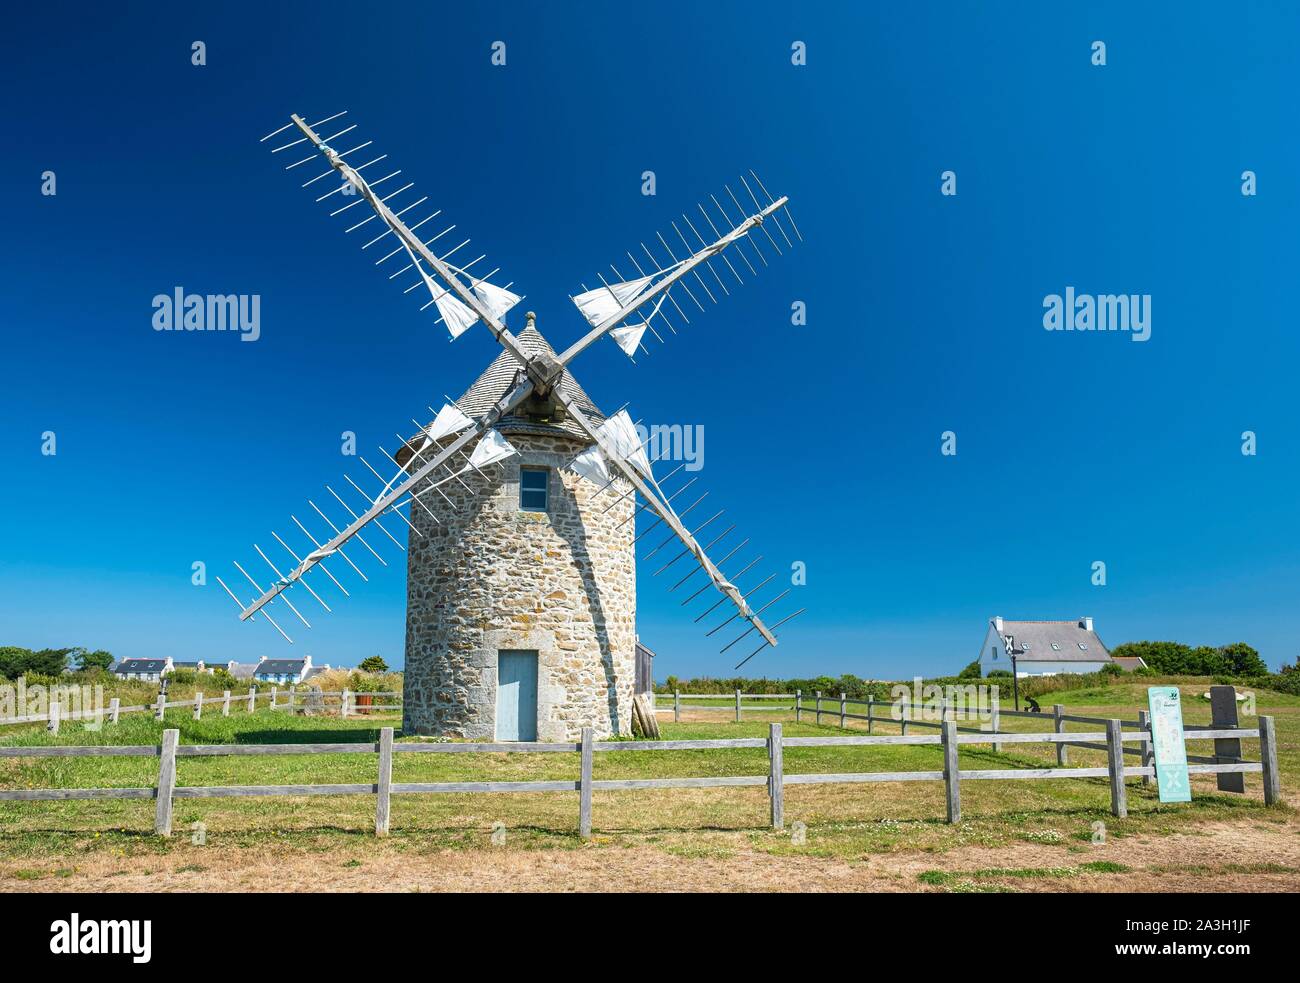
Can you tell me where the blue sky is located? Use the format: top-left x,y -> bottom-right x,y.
2,2 -> 1298,679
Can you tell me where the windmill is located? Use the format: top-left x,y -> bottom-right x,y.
219,111 -> 805,739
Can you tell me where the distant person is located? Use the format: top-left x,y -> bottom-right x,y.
1025,695 -> 1041,713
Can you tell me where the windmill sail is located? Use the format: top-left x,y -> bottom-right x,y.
553,391 -> 779,648
217,375 -> 539,634
567,410 -> 652,485
240,112 -> 801,666
557,173 -> 798,369
273,112 -> 537,367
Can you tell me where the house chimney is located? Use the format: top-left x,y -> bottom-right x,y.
993,616 -> 1004,633
1081,616 -> 1093,631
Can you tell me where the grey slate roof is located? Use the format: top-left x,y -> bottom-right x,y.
172,661 -> 202,669
229,663 -> 258,679
998,620 -> 1112,662
451,325 -> 606,441
115,659 -> 168,673
256,659 -> 307,674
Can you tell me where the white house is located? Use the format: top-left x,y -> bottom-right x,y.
978,617 -> 1118,677
113,657 -> 174,681
252,655 -> 329,684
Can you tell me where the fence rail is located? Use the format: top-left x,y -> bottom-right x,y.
1,687 -> 402,731
0,716 -> 1281,838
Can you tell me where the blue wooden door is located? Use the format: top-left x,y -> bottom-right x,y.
496,650 -> 538,741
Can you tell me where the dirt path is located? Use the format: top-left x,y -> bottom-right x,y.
6,819 -> 1298,893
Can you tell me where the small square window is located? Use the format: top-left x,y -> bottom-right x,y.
520,467 -> 549,511
1078,642 -> 1088,651
1051,642 -> 1061,651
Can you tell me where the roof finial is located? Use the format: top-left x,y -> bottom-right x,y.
525,311 -> 536,328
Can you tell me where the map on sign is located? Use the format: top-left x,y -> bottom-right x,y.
1147,686 -> 1191,802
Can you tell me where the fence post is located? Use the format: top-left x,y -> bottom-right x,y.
289,685 -> 297,712
1137,709 -> 1152,786
815,691 -> 822,726
1105,718 -> 1127,818
47,700 -> 60,735
901,701 -> 909,736
109,697 -> 120,725
1054,704 -> 1068,766
990,699 -> 1001,752
222,691 -> 231,716
155,728 -> 179,836
768,722 -> 784,830
839,692 -> 847,729
193,691 -> 203,720
154,692 -> 165,720
942,719 -> 960,823
795,690 -> 802,723
735,689 -> 741,723
866,697 -> 874,734
579,727 -> 594,839
248,688 -> 256,713
270,686 -> 278,710
375,727 -> 393,837
341,687 -> 350,719
673,690 -> 680,723
1259,715 -> 1281,806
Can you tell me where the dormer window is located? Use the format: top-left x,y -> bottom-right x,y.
1051,642 -> 1061,651
1078,642 -> 1088,651
520,467 -> 549,511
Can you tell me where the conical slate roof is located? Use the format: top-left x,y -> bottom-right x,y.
453,324 -> 605,441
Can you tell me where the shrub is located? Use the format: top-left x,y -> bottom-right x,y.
957,660 -> 981,680
209,667 -> 236,689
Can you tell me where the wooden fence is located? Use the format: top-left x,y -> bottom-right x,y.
666,691 -> 1251,760
1,688 -> 402,732
0,717 -> 1280,839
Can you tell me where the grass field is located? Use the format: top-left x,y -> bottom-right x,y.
1,679 -> 1296,892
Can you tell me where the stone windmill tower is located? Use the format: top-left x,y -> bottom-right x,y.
219,111 -> 805,741
401,318 -> 636,740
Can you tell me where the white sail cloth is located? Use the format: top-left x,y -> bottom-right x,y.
398,242 -> 520,341
608,295 -> 668,357
324,146 -> 520,341
566,410 -> 652,486
426,403 -> 475,442
411,429 -> 518,504
468,429 -> 517,470
571,275 -> 655,328
471,279 -> 522,323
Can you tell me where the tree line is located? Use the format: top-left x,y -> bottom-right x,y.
0,646 -> 114,680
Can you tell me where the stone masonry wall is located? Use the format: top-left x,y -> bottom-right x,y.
403,430 -> 636,740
